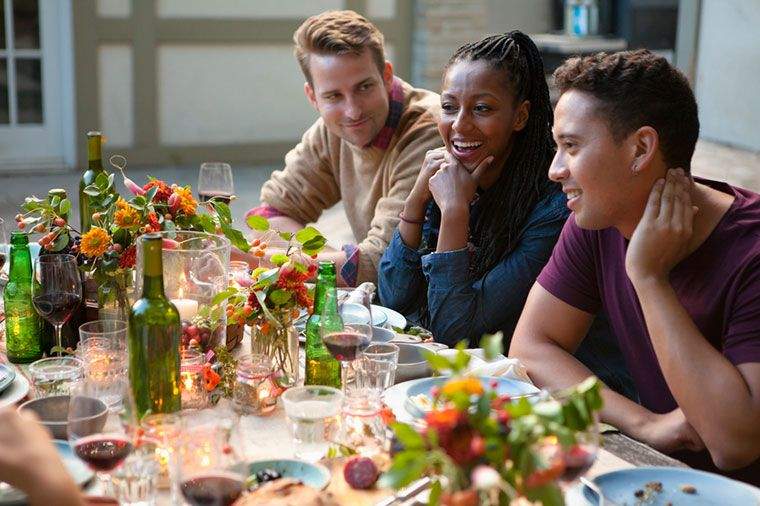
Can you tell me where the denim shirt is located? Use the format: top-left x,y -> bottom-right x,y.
377,186 -> 569,347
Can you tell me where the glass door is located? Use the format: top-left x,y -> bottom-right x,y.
0,0 -> 67,169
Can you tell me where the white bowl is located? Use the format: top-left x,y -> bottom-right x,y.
371,325 -> 395,343
394,343 -> 432,383
342,303 -> 388,327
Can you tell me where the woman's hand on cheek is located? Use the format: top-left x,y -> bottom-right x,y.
429,153 -> 493,215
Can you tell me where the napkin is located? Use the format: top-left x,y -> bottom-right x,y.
345,282 -> 376,304
435,348 -> 532,384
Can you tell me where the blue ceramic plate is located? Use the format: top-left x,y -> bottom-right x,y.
0,364 -> 16,395
243,459 -> 331,490
402,375 -> 540,419
573,466 -> 760,505
0,440 -> 93,505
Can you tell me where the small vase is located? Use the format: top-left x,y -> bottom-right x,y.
96,270 -> 134,322
250,312 -> 299,391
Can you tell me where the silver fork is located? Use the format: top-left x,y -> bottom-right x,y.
580,476 -> 618,506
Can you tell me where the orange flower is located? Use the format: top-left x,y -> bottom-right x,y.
80,226 -> 111,258
116,197 -> 129,210
441,377 -> 484,398
114,204 -> 140,228
143,179 -> 172,202
170,186 -> 197,216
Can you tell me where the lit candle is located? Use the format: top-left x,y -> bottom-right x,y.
170,287 -> 198,321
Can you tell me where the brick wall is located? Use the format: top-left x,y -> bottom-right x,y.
411,0 -> 552,91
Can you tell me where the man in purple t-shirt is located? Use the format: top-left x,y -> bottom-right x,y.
509,49 -> 760,484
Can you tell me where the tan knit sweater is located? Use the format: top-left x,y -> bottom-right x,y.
260,78 -> 442,283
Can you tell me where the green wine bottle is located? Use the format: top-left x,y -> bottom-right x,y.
304,261 -> 341,388
4,232 -> 44,363
128,233 -> 181,416
79,131 -> 107,233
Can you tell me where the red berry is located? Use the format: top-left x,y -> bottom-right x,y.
17,222 -> 25,230
54,217 -> 66,227
14,214 -> 23,222
33,223 -> 46,233
343,457 -> 378,490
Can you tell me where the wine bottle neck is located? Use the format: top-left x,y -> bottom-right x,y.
140,238 -> 165,298
312,262 -> 337,315
8,244 -> 32,281
87,134 -> 103,171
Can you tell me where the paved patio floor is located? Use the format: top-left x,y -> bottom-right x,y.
1,139 -> 758,247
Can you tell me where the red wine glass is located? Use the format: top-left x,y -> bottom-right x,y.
68,379 -> 137,491
32,254 -> 82,356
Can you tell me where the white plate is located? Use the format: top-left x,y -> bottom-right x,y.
372,305 -> 406,330
383,375 -> 539,426
0,373 -> 29,409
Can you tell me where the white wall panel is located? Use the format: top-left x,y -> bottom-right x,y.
158,45 -> 318,145
157,0 -> 343,19
99,45 -> 133,147
367,0 -> 395,19
96,0 -> 131,18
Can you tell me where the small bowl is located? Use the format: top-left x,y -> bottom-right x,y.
241,459 -> 331,490
371,325 -> 395,343
18,395 -> 108,440
394,343 -> 432,383
342,303 -> 388,327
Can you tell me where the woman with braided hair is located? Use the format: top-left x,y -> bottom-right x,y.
378,31 -> 634,396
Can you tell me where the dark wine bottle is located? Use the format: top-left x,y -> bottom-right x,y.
78,131 -> 107,233
128,233 -> 181,416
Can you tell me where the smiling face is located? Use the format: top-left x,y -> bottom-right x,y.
438,60 -> 529,188
304,49 -> 393,147
549,89 -> 653,233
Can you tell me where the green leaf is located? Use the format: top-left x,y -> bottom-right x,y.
480,331 -> 504,360
108,173 -> 115,188
213,202 -> 233,224
50,231 -> 70,252
301,236 -> 326,255
421,349 -> 454,373
220,222 -> 250,252
391,422 -> 425,450
212,287 -> 240,307
197,213 -> 216,233
524,483 -> 564,506
50,196 -> 61,207
269,289 -> 292,305
428,480 -> 442,506
145,186 -> 158,204
295,226 -> 321,244
246,215 -> 269,231
378,450 -> 427,489
278,231 -> 293,241
59,198 -> 72,216
95,172 -> 109,189
163,219 -> 176,232
83,186 -> 101,197
270,253 -> 289,267
254,268 -> 279,290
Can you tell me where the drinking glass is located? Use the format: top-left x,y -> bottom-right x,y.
197,162 -> 234,205
32,254 -> 82,356
78,320 -> 128,407
177,425 -> 245,506
321,290 -> 372,392
68,379 -> 137,491
28,356 -> 84,397
180,348 -> 209,409
357,342 -> 399,392
281,385 -> 343,462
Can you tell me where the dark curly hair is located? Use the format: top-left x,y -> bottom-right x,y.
443,31 -> 556,279
554,49 -> 699,172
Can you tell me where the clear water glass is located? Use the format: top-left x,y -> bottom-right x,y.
29,356 -> 84,397
357,342 -> 399,392
109,439 -> 160,505
281,385 -> 343,462
78,321 -> 129,408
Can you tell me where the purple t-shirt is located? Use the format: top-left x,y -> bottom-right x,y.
538,177 -> 760,482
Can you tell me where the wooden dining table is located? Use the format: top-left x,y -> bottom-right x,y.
0,331 -> 686,505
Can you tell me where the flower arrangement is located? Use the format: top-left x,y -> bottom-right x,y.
215,216 -> 327,388
380,335 -> 603,506
15,159 -> 250,316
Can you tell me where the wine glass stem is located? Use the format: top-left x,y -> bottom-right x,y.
54,324 -> 63,356
341,362 -> 349,393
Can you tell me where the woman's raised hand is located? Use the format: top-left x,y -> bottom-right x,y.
429,152 -> 493,215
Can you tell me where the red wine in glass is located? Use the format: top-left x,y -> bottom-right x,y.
32,292 -> 81,325
74,434 -> 133,472
323,331 -> 371,361
181,472 -> 244,506
197,191 -> 232,205
560,443 -> 597,481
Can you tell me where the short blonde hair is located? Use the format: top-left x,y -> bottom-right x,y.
293,10 -> 386,84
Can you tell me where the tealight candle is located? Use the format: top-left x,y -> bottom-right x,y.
170,297 -> 198,321
180,349 -> 208,409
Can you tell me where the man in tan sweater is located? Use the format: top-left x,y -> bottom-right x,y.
244,10 -> 442,286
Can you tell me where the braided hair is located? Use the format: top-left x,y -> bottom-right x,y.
444,31 -> 556,279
